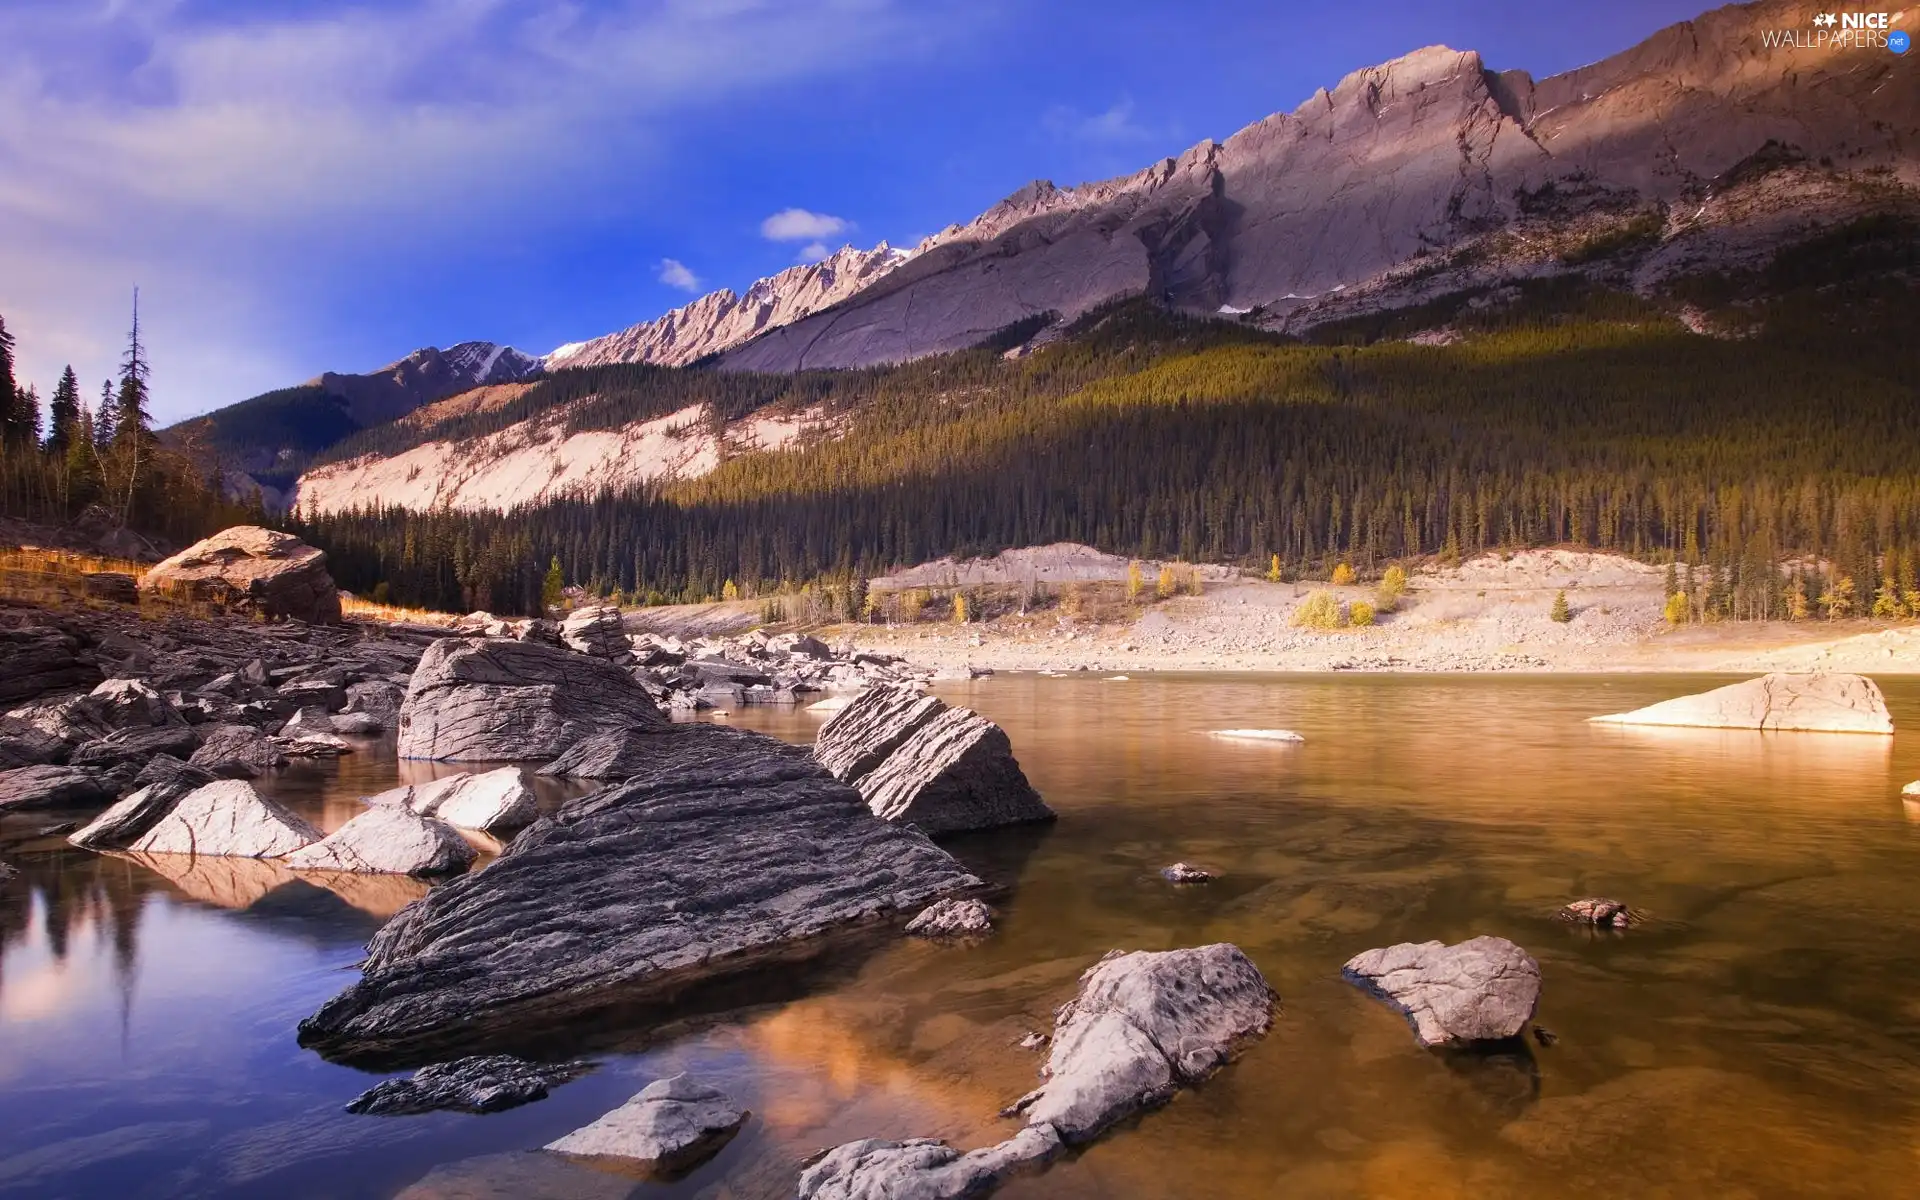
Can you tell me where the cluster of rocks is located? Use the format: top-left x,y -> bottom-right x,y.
455,604 -> 936,712
812,686 -> 1054,835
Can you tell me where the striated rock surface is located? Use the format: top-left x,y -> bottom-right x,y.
0,716 -> 68,769
68,724 -> 200,773
857,707 -> 1053,835
0,764 -> 115,811
125,779 -> 322,858
905,898 -> 994,938
537,728 -> 662,780
804,943 -> 1272,1198
814,686 -> 1052,835
298,723 -> 983,1064
140,526 -> 342,624
189,725 -> 289,778
546,1074 -> 746,1171
397,637 -> 665,761
557,606 -> 629,660
346,1055 -> 592,1116
286,807 -> 475,876
0,626 -> 101,704
69,774 -> 209,850
364,767 -> 536,834
1590,672 -> 1893,734
1343,936 -> 1540,1047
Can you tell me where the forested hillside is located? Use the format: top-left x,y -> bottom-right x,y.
294,215 -> 1920,620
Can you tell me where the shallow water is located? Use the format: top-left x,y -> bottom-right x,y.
4,674 -> 1920,1198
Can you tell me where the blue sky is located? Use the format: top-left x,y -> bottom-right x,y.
0,0 -> 1713,424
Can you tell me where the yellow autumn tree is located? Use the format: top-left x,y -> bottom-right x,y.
1156,564 -> 1177,599
1331,562 -> 1357,586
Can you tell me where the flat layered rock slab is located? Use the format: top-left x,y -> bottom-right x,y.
814,686 -> 945,782
546,1074 -> 745,1173
299,723 -> 983,1065
1589,672 -> 1894,734
1343,936 -> 1541,1048
398,637 -> 667,761
347,1055 -> 593,1115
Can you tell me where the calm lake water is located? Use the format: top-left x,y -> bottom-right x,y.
5,674 -> 1920,1199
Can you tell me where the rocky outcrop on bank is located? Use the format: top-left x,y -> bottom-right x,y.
140,526 -> 343,624
1343,936 -> 1541,1048
298,723 -> 984,1064
546,1075 -> 747,1171
800,944 -> 1273,1199
1588,672 -> 1894,734
814,686 -> 1052,835
396,637 -> 666,761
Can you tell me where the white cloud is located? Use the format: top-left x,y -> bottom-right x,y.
0,0 -> 977,421
796,242 -> 834,263
657,259 -> 702,292
761,208 -> 850,242
1043,98 -> 1158,145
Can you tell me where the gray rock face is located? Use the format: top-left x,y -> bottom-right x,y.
798,1127 -> 1062,1200
126,779 -> 322,858
546,1074 -> 746,1171
140,525 -> 342,624
298,723 -> 983,1064
814,686 -> 1052,835
1589,672 -> 1894,734
68,724 -> 200,772
9,677 -> 188,746
0,764 -> 115,811
364,767 -> 536,834
858,708 -> 1052,836
805,943 -> 1271,1199
536,728 -> 661,779
814,686 -> 945,782
69,774 -> 209,850
1013,944 -> 1275,1143
0,626 -> 101,704
346,1055 -> 594,1115
285,807 -> 475,876
189,724 -> 289,778
1343,936 -> 1541,1047
343,680 -> 407,725
557,606 -> 629,660
0,716 -> 68,769
397,637 -> 666,761
905,898 -> 994,937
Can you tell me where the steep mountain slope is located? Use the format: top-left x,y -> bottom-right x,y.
721,0 -> 1916,370
543,243 -> 910,369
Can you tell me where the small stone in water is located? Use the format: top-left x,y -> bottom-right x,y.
1162,862 -> 1213,884
1558,897 -> 1635,927
1533,1026 -> 1559,1047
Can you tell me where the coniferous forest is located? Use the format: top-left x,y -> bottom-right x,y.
291,217 -> 1920,620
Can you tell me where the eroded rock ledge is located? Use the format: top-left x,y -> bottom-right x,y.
298,723 -> 983,1065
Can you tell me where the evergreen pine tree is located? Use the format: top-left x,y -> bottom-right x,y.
1550,590 -> 1572,623
93,380 -> 116,449
541,556 -> 564,611
47,367 -> 80,456
11,384 -> 40,449
0,314 -> 17,449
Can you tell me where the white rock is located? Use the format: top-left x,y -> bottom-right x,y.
1589,672 -> 1893,734
545,1074 -> 745,1170
905,898 -> 994,937
1209,729 -> 1305,743
285,806 -> 475,876
798,1127 -> 1062,1200
365,766 -> 536,834
1904,780 -> 1920,798
126,780 -> 322,858
1342,936 -> 1540,1047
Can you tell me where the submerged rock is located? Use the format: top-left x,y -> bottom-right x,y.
1589,672 -> 1894,734
798,1127 -> 1063,1200
364,767 -> 536,834
189,724 -> 288,779
298,723 -> 983,1064
286,807 -> 475,876
125,779 -> 322,858
397,637 -> 666,761
0,764 -> 116,811
546,1074 -> 746,1171
1161,862 -> 1213,884
1208,729 -> 1305,743
346,1055 -> 594,1115
905,898 -> 994,937
1558,898 -> 1635,928
1343,936 -> 1540,1048
805,943 -> 1272,1199
140,525 -> 342,624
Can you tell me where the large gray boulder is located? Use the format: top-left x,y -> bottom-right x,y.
298,723 -> 982,1064
1590,672 -> 1894,734
813,687 -> 1051,835
1343,936 -> 1541,1047
0,715 -> 68,769
140,525 -> 342,624
0,626 -> 101,705
803,944 -> 1272,1199
364,767 -> 536,834
189,724 -> 289,778
397,637 -> 666,761
545,1074 -> 746,1171
285,807 -> 475,876
557,605 -> 629,660
125,779 -> 322,858
69,773 -> 211,850
346,1056 -> 593,1115
0,764 -> 115,811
